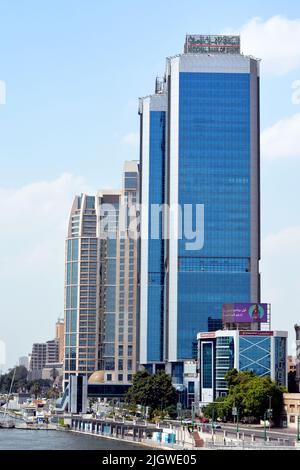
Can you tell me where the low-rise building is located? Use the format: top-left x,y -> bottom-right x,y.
282,393 -> 300,429
42,362 -> 63,381
197,329 -> 288,404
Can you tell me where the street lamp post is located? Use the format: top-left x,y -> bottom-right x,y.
264,411 -> 267,441
191,402 -> 195,428
212,406 -> 215,437
268,396 -> 272,431
236,408 -> 239,434
297,415 -> 300,442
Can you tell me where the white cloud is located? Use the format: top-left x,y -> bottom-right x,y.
0,173 -> 90,370
261,113 -> 300,160
261,226 -> 300,350
292,80 -> 300,105
121,132 -> 139,147
262,226 -> 300,256
228,15 -> 300,75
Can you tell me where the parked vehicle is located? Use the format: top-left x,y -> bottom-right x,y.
200,417 -> 209,423
240,416 -> 259,424
182,419 -> 193,425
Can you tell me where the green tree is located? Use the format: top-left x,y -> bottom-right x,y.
45,388 -> 60,400
126,370 -> 177,418
126,370 -> 153,408
30,382 -> 41,399
0,366 -> 28,393
151,370 -> 177,411
203,369 -> 286,426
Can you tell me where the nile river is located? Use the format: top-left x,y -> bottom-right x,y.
0,429 -> 146,450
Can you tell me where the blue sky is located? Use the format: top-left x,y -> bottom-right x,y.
1,0 -> 300,370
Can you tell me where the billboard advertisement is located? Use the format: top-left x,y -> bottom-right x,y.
222,303 -> 268,323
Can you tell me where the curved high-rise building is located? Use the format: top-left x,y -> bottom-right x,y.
64,194 -> 99,386
63,162 -> 139,388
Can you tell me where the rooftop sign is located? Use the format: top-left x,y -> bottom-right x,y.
185,35 -> 240,54
222,303 -> 268,323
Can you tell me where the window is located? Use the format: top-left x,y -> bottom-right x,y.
118,359 -> 123,370
202,343 -> 213,388
107,374 -> 112,381
118,374 -> 123,382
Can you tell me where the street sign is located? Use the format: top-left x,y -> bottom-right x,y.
232,407 -> 237,416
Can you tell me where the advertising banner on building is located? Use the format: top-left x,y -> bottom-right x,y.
222,303 -> 268,323
184,35 -> 240,54
239,331 -> 273,336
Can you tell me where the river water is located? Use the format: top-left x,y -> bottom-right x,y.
0,429 -> 146,450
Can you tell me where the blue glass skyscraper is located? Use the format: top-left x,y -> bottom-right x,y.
139,35 -> 260,384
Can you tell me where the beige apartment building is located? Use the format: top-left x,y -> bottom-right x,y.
283,393 -> 300,429
63,161 -> 139,388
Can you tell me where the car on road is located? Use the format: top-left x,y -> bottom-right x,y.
240,416 -> 260,424
200,417 -> 209,423
214,424 -> 222,430
182,419 -> 193,425
205,422 -> 222,430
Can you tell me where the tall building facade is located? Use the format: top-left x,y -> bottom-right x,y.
139,35 -> 261,384
30,343 -> 47,379
46,339 -> 59,364
98,161 -> 139,384
64,193 -> 99,386
63,162 -> 139,387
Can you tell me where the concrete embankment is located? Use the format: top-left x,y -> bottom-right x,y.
70,428 -> 173,449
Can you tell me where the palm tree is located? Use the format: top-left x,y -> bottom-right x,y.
30,382 -> 41,399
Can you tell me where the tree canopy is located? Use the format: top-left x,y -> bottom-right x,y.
0,366 -> 28,393
0,367 -> 54,398
126,370 -> 177,418
203,369 -> 286,425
